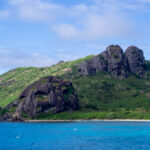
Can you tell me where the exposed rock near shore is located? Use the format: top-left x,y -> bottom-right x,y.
78,45 -> 145,79
6,76 -> 78,119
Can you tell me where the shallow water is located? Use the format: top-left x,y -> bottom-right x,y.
0,121 -> 150,150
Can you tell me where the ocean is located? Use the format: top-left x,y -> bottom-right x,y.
0,121 -> 150,150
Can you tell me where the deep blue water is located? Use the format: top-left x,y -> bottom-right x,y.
0,121 -> 150,150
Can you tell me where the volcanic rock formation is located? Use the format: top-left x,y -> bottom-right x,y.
6,76 -> 78,119
78,45 -> 145,79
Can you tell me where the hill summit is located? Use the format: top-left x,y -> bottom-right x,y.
78,45 -> 145,79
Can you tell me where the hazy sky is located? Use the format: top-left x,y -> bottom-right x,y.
0,0 -> 150,74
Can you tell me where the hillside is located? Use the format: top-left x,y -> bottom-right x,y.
1,45 -> 150,120
0,55 -> 94,107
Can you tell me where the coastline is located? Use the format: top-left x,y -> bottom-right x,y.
25,119 -> 150,122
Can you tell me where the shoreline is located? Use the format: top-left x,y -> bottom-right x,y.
25,119 -> 150,122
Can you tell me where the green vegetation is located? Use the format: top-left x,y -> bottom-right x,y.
70,72 -> 150,112
1,55 -> 150,120
35,110 -> 150,120
144,60 -> 150,71
0,108 -> 8,116
63,86 -> 74,101
21,111 -> 31,119
35,94 -> 48,102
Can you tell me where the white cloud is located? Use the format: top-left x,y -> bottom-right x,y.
4,0 -> 141,39
83,13 -> 133,39
8,0 -> 65,21
0,47 -> 56,68
52,0 -> 141,40
54,11 -> 135,40
0,0 -> 148,40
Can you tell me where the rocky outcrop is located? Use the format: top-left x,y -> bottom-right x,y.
100,45 -> 130,78
125,46 -> 145,77
78,45 -> 145,79
78,55 -> 108,76
6,76 -> 78,119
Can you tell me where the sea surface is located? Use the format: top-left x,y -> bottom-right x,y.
0,121 -> 150,150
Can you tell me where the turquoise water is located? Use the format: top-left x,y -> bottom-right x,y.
0,121 -> 150,150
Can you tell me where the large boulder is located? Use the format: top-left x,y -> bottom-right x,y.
7,76 -> 78,118
125,46 -> 145,77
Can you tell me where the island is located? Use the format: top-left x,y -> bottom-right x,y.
1,45 -> 150,121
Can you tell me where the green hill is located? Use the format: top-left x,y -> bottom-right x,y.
1,45 -> 150,120
1,58 -> 150,112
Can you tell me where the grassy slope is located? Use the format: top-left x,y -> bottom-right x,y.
60,72 -> 150,112
0,55 -> 94,106
1,56 -> 150,119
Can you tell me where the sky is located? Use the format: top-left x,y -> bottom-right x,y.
0,0 -> 150,74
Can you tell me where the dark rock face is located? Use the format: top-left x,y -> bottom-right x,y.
101,45 -> 130,78
125,46 -> 145,77
78,45 -> 145,79
78,45 -> 130,79
7,76 -> 78,118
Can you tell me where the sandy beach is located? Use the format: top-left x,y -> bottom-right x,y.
25,119 -> 150,122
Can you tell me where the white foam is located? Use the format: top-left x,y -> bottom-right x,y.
73,128 -> 78,131
16,133 -> 21,139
